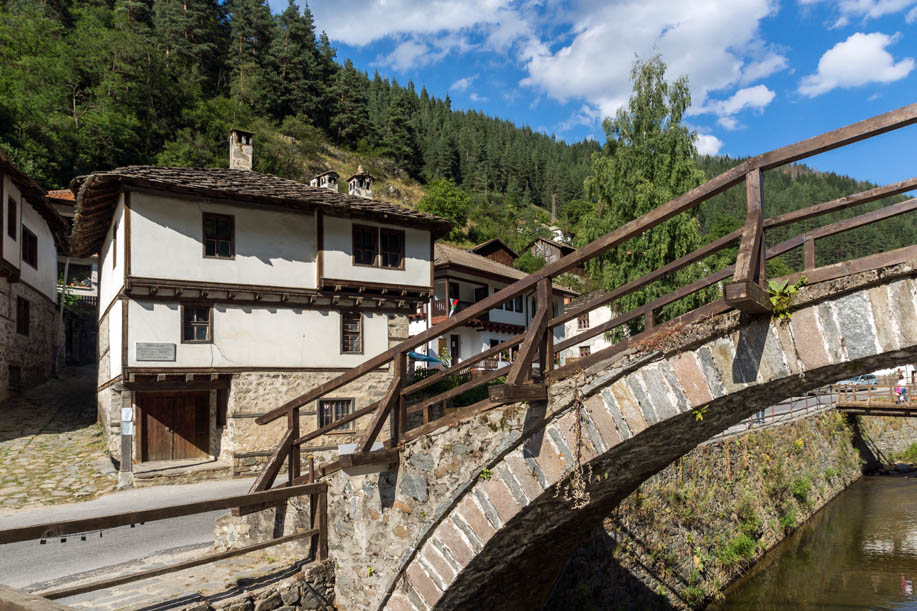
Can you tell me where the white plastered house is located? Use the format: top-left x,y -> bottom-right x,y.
68,139 -> 450,480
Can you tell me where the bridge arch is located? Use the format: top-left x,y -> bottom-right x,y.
381,260 -> 917,610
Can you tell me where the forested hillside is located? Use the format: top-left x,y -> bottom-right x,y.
0,0 -> 596,211
1,0 -> 911,278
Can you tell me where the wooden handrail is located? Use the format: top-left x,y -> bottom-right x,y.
248,103 -> 917,481
0,482 -> 326,545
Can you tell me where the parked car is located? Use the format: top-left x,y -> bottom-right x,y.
837,373 -> 879,388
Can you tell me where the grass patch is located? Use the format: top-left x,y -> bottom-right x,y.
893,442 -> 917,464
717,533 -> 757,568
779,507 -> 797,532
791,476 -> 812,505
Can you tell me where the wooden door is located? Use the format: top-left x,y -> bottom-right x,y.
138,392 -> 210,462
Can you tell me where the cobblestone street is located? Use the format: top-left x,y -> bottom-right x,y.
0,365 -> 117,514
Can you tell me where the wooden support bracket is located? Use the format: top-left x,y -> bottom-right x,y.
488,383 -> 547,402
724,280 -> 772,314
338,447 -> 401,469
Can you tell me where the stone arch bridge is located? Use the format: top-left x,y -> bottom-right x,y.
245,104 -> 917,609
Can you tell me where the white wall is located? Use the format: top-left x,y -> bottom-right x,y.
19,198 -> 58,301
98,197 -> 125,315
322,215 -> 431,288
126,301 -> 389,368
2,175 -> 21,268
562,305 -> 614,362
109,300 -> 122,375
130,192 -> 317,289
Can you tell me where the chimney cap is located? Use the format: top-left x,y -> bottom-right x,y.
230,127 -> 255,138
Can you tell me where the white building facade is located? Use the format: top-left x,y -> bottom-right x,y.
0,150 -> 68,400
70,163 -> 449,478
408,243 -> 573,372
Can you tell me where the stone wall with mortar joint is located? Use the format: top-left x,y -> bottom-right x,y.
857,415 -> 917,466
0,277 -> 11,402
3,281 -> 60,395
316,259 -> 917,610
213,495 -> 314,557
547,410 -> 867,610
170,559 -> 334,611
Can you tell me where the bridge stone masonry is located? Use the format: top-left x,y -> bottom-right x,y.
322,259 -> 917,610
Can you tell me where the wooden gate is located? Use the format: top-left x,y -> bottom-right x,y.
138,391 -> 210,462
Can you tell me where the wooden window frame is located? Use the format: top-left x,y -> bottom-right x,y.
181,304 -> 213,344
579,345 -> 591,358
514,295 -> 523,313
7,197 -> 15,240
379,228 -> 406,270
112,221 -> 118,269
341,310 -> 363,354
577,313 -> 590,330
15,297 -> 29,336
21,226 -> 37,269
202,212 -> 235,259
318,397 -> 355,432
352,224 -> 379,267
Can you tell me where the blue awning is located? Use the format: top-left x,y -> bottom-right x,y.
408,351 -> 442,363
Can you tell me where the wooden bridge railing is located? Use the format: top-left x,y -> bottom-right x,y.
0,481 -> 328,600
251,102 -> 917,491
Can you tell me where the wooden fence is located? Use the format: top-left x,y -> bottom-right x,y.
248,102 -> 917,491
0,481 -> 327,600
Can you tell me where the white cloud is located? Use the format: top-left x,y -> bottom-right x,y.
799,0 -> 917,23
469,92 -> 489,102
696,133 -> 724,155
799,32 -> 915,97
450,76 -> 475,92
520,0 -> 784,119
907,5 -> 917,21
378,40 -> 431,72
700,85 -> 776,116
556,104 -> 603,132
310,0 -> 512,47
718,116 -> 741,130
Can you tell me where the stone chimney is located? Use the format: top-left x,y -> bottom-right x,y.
347,165 -> 374,199
229,129 -> 254,171
309,170 -> 339,192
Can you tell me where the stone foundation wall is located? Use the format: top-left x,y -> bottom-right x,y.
0,279 -> 60,402
857,415 -> 917,465
545,411 -> 915,610
172,560 -> 334,611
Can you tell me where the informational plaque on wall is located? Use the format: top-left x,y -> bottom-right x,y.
136,342 -> 176,361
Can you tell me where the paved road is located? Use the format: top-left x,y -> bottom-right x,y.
0,478 -> 255,591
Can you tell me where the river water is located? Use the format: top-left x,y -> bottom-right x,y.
717,477 -> 917,610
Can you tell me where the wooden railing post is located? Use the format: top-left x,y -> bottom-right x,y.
288,407 -> 301,484
317,485 -> 328,561
804,236 -> 816,270
538,280 -> 554,375
725,168 -> 772,313
507,278 -> 551,384
391,350 -> 406,444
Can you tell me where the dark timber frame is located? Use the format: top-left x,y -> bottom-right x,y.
247,102 -> 917,491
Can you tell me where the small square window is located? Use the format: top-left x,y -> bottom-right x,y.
577,313 -> 590,330
203,213 -> 234,258
21,227 -> 37,269
380,228 -> 404,269
579,346 -> 591,358
7,197 -> 16,240
182,306 -> 212,343
341,311 -> 362,353
353,225 -> 378,266
318,398 -> 354,431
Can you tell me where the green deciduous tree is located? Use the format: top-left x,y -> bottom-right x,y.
577,55 -> 707,331
417,178 -> 470,239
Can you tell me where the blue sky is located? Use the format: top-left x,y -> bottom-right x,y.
270,0 -> 916,188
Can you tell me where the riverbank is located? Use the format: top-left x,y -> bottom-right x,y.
547,410 -> 917,610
